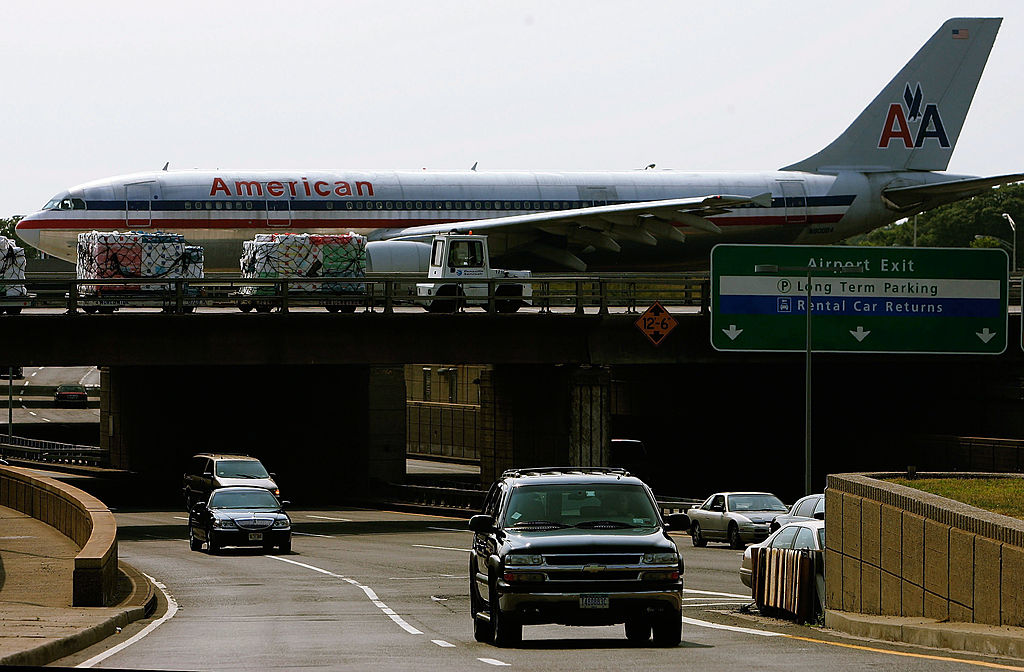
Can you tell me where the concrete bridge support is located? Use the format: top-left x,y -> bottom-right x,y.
478,365 -> 611,486
100,364 -> 406,503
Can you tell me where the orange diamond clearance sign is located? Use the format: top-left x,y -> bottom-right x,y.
635,301 -> 678,346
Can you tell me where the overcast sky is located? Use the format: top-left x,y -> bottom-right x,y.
3,1 -> 1023,217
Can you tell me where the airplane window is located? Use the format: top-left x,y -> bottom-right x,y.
415,201 -> 422,210
246,202 -> 253,210
71,198 -> 86,210
435,201 -> 443,209
474,202 -> 482,209
445,202 -> 452,209
185,202 -> 192,210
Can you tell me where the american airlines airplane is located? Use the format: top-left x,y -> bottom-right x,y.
16,18 -> 1022,273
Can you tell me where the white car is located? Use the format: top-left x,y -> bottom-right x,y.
739,519 -> 825,588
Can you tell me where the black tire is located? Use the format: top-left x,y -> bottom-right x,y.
337,305 -> 357,314
490,580 -> 521,647
691,522 -> 707,547
207,529 -> 219,554
471,570 -> 494,643
6,307 -> 21,315
651,611 -> 682,647
188,526 -> 202,551
728,523 -> 744,549
238,302 -> 253,313
279,538 -> 291,554
427,286 -> 464,313
624,618 -> 651,644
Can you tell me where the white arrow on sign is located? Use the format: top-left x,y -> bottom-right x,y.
850,326 -> 871,342
722,325 -> 743,341
977,328 -> 997,343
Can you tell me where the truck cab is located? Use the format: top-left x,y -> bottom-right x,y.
417,234 -> 531,313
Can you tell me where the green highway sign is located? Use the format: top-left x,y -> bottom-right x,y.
710,245 -> 1008,354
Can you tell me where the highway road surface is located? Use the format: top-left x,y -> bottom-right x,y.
50,507 -> 1024,671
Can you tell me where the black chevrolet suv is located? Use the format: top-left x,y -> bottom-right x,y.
469,467 -> 689,647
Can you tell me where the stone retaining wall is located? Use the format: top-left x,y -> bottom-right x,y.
826,472 -> 1024,627
0,465 -> 118,606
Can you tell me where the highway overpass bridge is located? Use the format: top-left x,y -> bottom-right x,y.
5,311 -> 1024,500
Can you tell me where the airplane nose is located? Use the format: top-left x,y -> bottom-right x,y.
14,215 -> 40,248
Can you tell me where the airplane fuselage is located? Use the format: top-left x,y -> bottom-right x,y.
16,168 -> 911,272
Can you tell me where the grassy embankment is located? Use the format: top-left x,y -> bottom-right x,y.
887,478 -> 1024,521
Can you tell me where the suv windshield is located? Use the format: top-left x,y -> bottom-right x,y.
215,459 -> 270,479
210,489 -> 280,509
503,483 -> 658,528
728,494 -> 788,512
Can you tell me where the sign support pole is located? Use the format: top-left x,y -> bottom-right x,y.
804,270 -> 812,497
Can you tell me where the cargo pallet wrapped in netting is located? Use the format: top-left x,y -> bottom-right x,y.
0,236 -> 28,297
239,233 -> 366,296
76,231 -> 205,292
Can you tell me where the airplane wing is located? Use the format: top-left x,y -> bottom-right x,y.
882,173 -> 1024,211
374,192 -> 773,270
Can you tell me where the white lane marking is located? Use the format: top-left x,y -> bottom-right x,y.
389,575 -> 461,580
76,572 -> 178,668
684,588 -> 750,599
42,417 -> 51,423
681,615 -> 786,637
478,658 -> 510,666
307,515 -> 352,521
172,516 -> 188,521
413,544 -> 470,553
432,639 -> 455,647
427,526 -> 469,532
28,411 -> 37,416
293,531 -> 334,538
268,555 -> 422,635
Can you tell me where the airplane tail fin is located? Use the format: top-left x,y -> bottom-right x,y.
783,17 -> 1001,173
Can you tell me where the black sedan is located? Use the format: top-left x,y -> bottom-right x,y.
54,384 -> 89,407
188,486 -> 292,554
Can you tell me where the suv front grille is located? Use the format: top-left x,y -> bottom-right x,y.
235,518 -> 274,530
543,554 -> 643,566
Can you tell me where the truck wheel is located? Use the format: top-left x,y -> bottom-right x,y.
691,522 -> 707,547
651,610 -> 682,647
471,572 -> 494,643
337,305 -> 357,313
728,523 -> 744,549
624,618 -> 651,643
6,307 -> 20,315
490,581 -> 521,646
325,305 -> 340,313
428,286 -> 464,313
238,302 -> 253,313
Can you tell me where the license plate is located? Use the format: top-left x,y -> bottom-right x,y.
580,594 -> 609,609
248,533 -> 263,541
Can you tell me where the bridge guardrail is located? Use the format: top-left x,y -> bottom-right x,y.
2,273 -> 713,314
0,434 -> 108,467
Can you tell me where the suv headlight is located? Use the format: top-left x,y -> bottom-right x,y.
642,552 -> 679,564
212,518 -> 237,529
273,518 -> 290,529
504,553 -> 543,566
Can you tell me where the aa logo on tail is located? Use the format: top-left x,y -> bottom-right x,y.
878,83 -> 950,149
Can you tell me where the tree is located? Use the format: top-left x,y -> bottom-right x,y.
0,216 -> 39,259
855,183 -> 1024,269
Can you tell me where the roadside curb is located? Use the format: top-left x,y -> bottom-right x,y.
826,609 -> 1024,660
0,561 -> 157,668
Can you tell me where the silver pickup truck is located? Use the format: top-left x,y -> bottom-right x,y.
686,492 -> 788,549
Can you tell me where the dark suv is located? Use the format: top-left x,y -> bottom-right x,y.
469,467 -> 689,647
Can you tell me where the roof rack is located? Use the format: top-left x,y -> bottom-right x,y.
500,467 -> 631,479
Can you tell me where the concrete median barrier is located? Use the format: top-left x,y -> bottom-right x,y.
0,464 -> 118,606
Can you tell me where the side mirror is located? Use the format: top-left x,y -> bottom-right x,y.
664,513 -> 690,532
280,500 -> 292,508
191,501 -> 207,513
813,511 -> 825,520
469,514 -> 495,533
